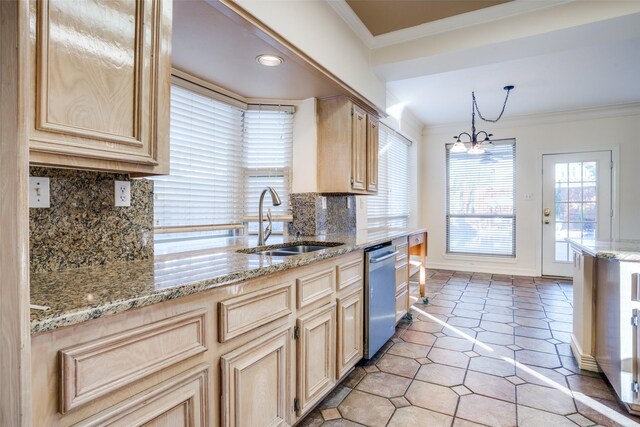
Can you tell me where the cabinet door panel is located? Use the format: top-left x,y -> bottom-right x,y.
74,365 -> 209,427
29,0 -> 171,174
351,106 -> 367,191
395,289 -> 408,323
337,290 -> 363,379
221,328 -> 292,427
297,304 -> 336,415
366,117 -> 378,193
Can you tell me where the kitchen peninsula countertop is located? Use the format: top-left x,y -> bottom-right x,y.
567,238 -> 640,262
30,227 -> 427,334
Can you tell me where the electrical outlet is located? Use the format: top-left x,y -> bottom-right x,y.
115,180 -> 131,207
29,177 -> 50,208
321,196 -> 327,210
346,198 -> 352,209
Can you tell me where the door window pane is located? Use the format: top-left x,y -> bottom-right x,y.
552,159 -> 599,262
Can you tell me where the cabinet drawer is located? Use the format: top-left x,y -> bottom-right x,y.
336,258 -> 363,292
218,282 -> 293,343
60,309 -> 207,413
297,267 -> 335,309
395,262 -> 409,294
395,289 -> 409,323
74,365 -> 209,427
396,243 -> 408,264
410,233 -> 425,247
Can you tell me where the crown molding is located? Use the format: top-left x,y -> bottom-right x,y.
326,0 -> 571,49
423,102 -> 640,135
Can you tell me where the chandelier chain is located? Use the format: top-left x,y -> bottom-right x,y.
473,88 -> 512,123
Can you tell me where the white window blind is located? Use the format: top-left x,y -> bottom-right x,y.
153,84 -> 293,231
446,139 -> 516,256
368,125 -> 410,228
242,108 -> 293,219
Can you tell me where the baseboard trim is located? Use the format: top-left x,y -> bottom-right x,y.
570,334 -> 600,372
426,261 -> 538,277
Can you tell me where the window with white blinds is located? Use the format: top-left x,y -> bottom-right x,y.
446,139 -> 516,256
368,126 -> 410,228
153,84 -> 293,232
243,108 -> 293,219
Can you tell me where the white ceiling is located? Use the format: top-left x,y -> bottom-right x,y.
387,35 -> 640,125
345,3 -> 640,126
172,0 -> 343,100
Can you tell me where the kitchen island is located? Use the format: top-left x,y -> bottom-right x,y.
568,238 -> 640,415
29,227 -> 426,426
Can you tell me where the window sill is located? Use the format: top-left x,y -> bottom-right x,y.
442,253 -> 518,264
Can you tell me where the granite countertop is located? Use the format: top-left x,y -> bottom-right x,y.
30,227 -> 427,334
567,238 -> 640,262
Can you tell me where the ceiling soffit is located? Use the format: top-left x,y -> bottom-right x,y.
345,0 -> 511,36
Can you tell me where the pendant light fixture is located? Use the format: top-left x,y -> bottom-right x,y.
453,85 -> 514,154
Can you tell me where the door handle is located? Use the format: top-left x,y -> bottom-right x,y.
370,251 -> 398,263
544,220 -> 550,225
543,208 -> 551,217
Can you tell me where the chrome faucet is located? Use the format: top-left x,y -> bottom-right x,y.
258,187 -> 282,246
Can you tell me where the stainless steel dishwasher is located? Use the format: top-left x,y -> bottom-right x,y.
364,243 -> 398,359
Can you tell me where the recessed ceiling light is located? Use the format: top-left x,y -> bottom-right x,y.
256,54 -> 284,67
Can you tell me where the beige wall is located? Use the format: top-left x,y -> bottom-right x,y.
233,0 -> 386,109
291,98 -> 318,194
421,105 -> 640,276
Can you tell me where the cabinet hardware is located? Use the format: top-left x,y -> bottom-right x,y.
294,398 -> 300,412
632,312 -> 638,327
633,381 -> 639,394
294,326 -> 300,340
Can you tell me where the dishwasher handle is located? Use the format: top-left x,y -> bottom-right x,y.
370,251 -> 398,264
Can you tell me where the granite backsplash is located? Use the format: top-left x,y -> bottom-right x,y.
290,193 -> 356,236
29,167 -> 153,273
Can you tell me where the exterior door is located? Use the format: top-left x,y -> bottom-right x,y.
542,151 -> 612,277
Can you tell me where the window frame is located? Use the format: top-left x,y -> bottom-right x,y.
367,124 -> 412,229
153,78 -> 294,239
445,139 -> 516,257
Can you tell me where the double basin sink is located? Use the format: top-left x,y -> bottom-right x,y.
237,241 -> 343,257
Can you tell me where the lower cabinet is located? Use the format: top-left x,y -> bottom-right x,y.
336,289 -> 363,379
221,328 -> 292,427
395,289 -> 409,323
296,303 -> 336,416
76,365 -> 210,427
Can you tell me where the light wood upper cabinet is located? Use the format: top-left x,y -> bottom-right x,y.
27,0 -> 172,176
366,116 -> 379,193
317,96 -> 379,194
351,106 -> 367,192
296,303 -> 336,416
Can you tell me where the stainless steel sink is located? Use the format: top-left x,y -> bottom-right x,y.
237,242 -> 343,257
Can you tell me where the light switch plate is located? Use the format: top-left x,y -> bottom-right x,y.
115,180 -> 131,207
524,192 -> 534,201
321,196 -> 327,210
29,177 -> 50,208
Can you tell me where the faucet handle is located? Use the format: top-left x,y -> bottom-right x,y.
265,208 -> 273,241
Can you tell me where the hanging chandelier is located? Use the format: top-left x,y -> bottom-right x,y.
452,85 -> 515,154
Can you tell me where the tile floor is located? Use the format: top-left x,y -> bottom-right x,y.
299,269 -> 640,427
